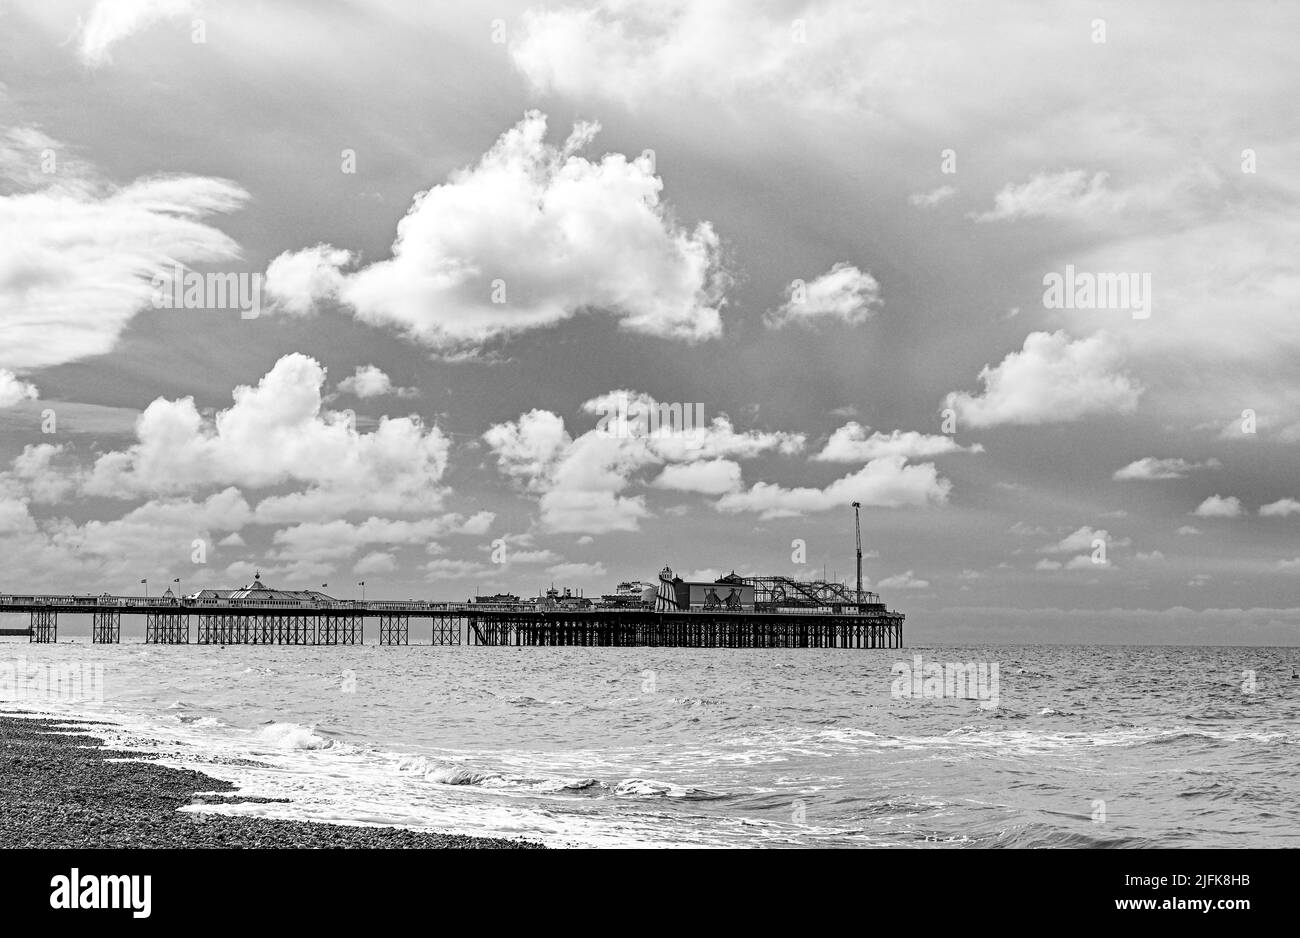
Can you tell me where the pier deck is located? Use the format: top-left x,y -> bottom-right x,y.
0,595 -> 903,648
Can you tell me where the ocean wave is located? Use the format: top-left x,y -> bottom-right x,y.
255,722 -> 334,750
174,714 -> 227,728
613,778 -> 727,800
424,765 -> 501,786
1142,727 -> 1290,746
983,826 -> 1155,849
506,695 -> 572,708
396,755 -> 602,793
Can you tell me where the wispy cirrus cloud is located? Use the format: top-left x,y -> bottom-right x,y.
78,0 -> 198,67
0,127 -> 247,372
1113,457 -> 1220,481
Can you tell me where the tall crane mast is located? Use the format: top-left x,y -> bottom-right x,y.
851,501 -> 862,603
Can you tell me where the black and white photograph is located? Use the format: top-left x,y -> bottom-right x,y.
0,0 -> 1292,919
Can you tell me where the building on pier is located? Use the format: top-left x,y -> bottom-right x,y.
654,567 -> 895,616
595,581 -> 656,609
531,585 -> 592,610
655,567 -> 755,612
187,572 -> 335,605
472,592 -> 522,605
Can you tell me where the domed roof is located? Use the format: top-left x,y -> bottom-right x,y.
229,572 -> 270,599
223,573 -> 336,602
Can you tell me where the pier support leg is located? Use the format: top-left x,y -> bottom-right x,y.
316,614 -> 358,645
30,610 -> 57,643
91,609 -> 121,644
431,614 -> 462,645
146,613 -> 190,644
379,614 -> 408,645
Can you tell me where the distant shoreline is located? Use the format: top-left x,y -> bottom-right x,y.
0,713 -> 541,849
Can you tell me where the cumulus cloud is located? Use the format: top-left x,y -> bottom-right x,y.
943,331 -> 1142,428
0,371 -> 38,408
813,423 -> 980,462
485,406 -> 644,535
265,112 -> 728,349
1039,555 -> 1113,572
0,488 -> 251,591
0,354 -> 470,586
581,391 -> 804,460
84,354 -> 451,516
3,444 -> 75,505
484,390 -> 805,533
767,263 -> 880,327
716,456 -> 951,519
972,170 -> 1118,223
1113,456 -> 1220,481
1259,498 -> 1300,518
512,0 -> 1300,443
508,0 -> 937,110
1192,495 -> 1242,518
336,365 -> 416,400
650,459 -> 742,495
483,408 -> 572,494
1039,526 -> 1129,554
0,128 -> 248,371
265,244 -> 354,316
267,515 -> 482,570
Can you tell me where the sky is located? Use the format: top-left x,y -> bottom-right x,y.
0,0 -> 1297,643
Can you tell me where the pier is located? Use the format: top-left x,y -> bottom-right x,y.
0,594 -> 903,649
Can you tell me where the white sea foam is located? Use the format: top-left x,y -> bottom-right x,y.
255,722 -> 334,750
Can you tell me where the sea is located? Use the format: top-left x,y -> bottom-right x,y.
2,641 -> 1297,848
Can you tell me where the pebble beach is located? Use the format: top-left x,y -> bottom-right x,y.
0,713 -> 540,849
